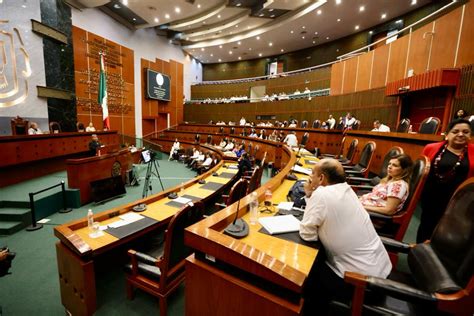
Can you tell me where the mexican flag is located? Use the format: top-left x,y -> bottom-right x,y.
98,53 -> 110,130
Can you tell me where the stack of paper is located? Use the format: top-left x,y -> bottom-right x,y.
108,212 -> 144,228
292,165 -> 312,175
277,202 -> 294,211
258,215 -> 301,235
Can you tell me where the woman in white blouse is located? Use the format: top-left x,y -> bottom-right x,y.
359,154 -> 413,215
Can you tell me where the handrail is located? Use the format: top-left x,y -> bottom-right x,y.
337,0 -> 457,61
193,0 -> 457,85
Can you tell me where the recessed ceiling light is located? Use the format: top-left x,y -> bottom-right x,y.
302,36 -> 305,39
269,42 -> 273,46
336,0 -> 342,4
281,49 -> 284,52
201,48 -> 205,51
210,53 -> 213,57
396,19 -> 402,23
302,26 -> 306,29
259,13 -> 264,17
186,37 -> 189,40
235,25 -> 238,28
154,17 -> 159,23
238,56 -> 241,60
369,30 -> 373,34
269,8 -> 274,12
218,59 -> 222,62
22,4 -> 27,8
290,30 -> 294,34
217,14 -> 221,18
249,47 -> 252,51
326,36 -> 330,40
165,14 -> 170,19
175,7 -> 181,13
236,3 -> 242,6
219,45 -> 223,48
317,10 -> 322,15
197,4 -> 201,9
256,36 -> 260,40
337,18 -> 341,22
238,41 -> 241,45
381,13 -> 387,19
258,53 -> 262,57
411,0 -> 417,5
359,6 -> 365,12
132,18 -> 136,21
229,51 -> 233,55
122,0 -> 128,5
355,25 -> 359,30
313,41 -> 316,44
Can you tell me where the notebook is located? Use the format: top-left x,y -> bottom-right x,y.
258,215 -> 301,235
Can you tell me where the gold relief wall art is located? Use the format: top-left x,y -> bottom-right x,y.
0,21 -> 32,108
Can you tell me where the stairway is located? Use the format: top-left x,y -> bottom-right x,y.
0,201 -> 31,235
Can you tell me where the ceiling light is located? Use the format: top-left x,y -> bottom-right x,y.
290,30 -> 294,34
314,31 -> 318,35
269,42 -> 273,46
337,18 -> 341,22
201,48 -> 205,51
302,36 -> 305,39
269,8 -> 274,12
202,21 -> 206,24
113,4 -> 121,9
335,0 -> 342,4
236,3 -> 242,6
238,41 -> 241,45
258,53 -> 262,57
317,10 -> 322,15
302,26 -> 306,29
259,13 -> 264,17
210,54 -> 213,57
165,14 -> 170,19
132,18 -> 136,21
122,0 -> 128,5
326,36 -> 330,40
381,13 -> 387,19
396,19 -> 402,23
369,30 -> 373,34
256,36 -> 260,40
235,25 -> 238,28
281,49 -> 284,52
218,59 -> 222,62
249,48 -> 252,51
175,7 -> 180,13
219,45 -> 223,48
154,17 -> 159,23
238,57 -> 241,60
313,41 -> 316,44
411,0 -> 417,5
355,25 -> 359,30
197,4 -> 201,8
359,6 -> 365,12
229,51 -> 232,55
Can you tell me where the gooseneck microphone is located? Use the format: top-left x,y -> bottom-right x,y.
224,196 -> 249,238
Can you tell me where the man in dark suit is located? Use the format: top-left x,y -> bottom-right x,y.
88,134 -> 101,156
237,152 -> 252,177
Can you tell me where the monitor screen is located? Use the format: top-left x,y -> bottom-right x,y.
90,176 -> 126,203
141,150 -> 151,163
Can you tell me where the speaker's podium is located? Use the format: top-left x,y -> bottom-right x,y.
66,145 -> 137,205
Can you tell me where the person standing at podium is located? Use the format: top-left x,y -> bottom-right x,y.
88,134 -> 102,156
300,159 -> 391,313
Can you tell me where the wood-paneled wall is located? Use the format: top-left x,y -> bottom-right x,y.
191,67 -> 330,100
453,64 -> 474,117
141,58 -> 184,135
330,2 -> 474,95
73,26 -> 135,136
185,87 -> 398,130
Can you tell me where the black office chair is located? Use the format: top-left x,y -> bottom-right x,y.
338,177 -> 474,316
348,146 -> 404,191
206,134 -> 212,145
419,117 -> 440,134
396,118 -> 410,133
49,121 -> 61,133
125,202 -> 204,316
312,119 -> 321,129
219,126 -> 224,134
352,120 -> 361,130
10,116 -> 29,135
321,139 -> 358,165
300,120 -> 308,128
335,119 -> 345,130
230,127 -> 235,134
343,141 -> 376,178
241,128 -> 247,136
76,122 -> 85,132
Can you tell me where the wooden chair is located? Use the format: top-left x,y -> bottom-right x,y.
125,202 -> 204,316
49,121 -> 61,133
216,179 -> 249,209
312,119 -> 321,129
396,118 -> 410,133
341,177 -> 474,316
76,122 -> 85,132
10,116 -> 29,135
343,141 -> 376,178
419,117 -> 440,134
348,146 -> 404,191
368,155 -> 430,244
244,166 -> 263,194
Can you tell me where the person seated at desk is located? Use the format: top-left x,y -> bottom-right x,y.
85,122 -> 96,132
233,144 -> 245,158
359,154 -> 413,215
300,159 -> 392,312
215,138 -> 227,150
372,120 -> 390,132
249,129 -> 258,138
194,152 -> 212,172
268,130 -> 278,141
223,140 -> 235,152
188,151 -> 204,169
326,115 -> 336,129
239,117 -> 246,126
237,152 -> 252,177
169,138 -> 180,161
28,122 -> 43,135
283,131 -> 298,148
88,134 -> 102,156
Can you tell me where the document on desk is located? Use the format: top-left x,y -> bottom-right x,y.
291,165 -> 312,175
277,202 -> 294,211
108,213 -> 144,228
258,215 -> 301,235
174,197 -> 192,204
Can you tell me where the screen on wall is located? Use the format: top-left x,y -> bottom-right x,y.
146,69 -> 171,101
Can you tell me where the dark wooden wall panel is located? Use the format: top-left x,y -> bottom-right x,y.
456,1 -> 474,67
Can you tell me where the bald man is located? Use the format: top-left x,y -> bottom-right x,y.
300,159 -> 391,311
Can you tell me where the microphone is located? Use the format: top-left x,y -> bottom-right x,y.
224,194 -> 249,238
286,154 -> 303,181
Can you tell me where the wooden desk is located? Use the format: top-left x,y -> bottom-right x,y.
0,131 -> 118,187
66,148 -> 136,205
185,146 -> 318,315
54,141 -> 238,316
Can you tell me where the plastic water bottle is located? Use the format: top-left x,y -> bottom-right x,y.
249,192 -> 259,225
87,209 -> 94,230
180,183 -> 185,196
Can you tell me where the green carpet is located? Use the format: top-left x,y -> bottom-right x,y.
0,155 -> 196,315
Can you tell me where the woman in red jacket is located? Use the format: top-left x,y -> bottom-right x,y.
417,118 -> 474,242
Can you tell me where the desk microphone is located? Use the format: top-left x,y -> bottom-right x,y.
224,197 -> 249,238
286,154 -> 303,181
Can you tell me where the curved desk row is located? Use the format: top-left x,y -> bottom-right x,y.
54,141 -> 238,316
0,131 -> 118,187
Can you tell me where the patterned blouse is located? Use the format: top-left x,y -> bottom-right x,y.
359,180 -> 409,213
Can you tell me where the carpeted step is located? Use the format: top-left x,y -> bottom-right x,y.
0,221 -> 24,235
0,207 -> 31,224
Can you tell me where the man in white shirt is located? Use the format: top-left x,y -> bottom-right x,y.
283,131 -> 298,148
372,120 -> 391,132
326,115 -> 336,129
300,158 -> 391,312
344,112 -> 356,129
169,139 -> 180,160
28,122 -> 43,135
239,117 -> 246,126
